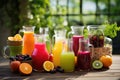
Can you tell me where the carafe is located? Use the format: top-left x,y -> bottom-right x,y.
77,38 -> 91,70
22,26 -> 35,56
68,26 -> 84,56
52,29 -> 67,67
32,35 -> 49,71
60,39 -> 75,72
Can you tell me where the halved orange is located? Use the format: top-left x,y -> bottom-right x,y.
19,63 -> 32,75
43,61 -> 54,72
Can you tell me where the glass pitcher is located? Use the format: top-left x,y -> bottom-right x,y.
68,26 -> 84,56
32,35 -> 49,71
52,29 -> 67,67
22,26 -> 35,56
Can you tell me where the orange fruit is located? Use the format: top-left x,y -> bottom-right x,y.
19,63 -> 32,75
43,61 -> 54,72
100,55 -> 112,67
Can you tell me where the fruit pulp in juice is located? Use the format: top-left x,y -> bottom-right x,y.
72,35 -> 84,56
52,40 -> 63,67
32,43 -> 49,71
22,31 -> 35,56
77,51 -> 91,70
60,51 -> 75,72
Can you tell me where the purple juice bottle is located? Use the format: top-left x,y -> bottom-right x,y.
77,39 -> 91,70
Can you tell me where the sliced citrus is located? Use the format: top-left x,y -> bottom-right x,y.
19,63 -> 32,75
8,36 -> 14,41
43,61 -> 54,72
100,55 -> 112,68
14,34 -> 22,41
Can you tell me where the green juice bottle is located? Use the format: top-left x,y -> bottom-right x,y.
60,39 -> 75,72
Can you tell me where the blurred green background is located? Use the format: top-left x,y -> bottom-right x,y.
0,0 -> 120,56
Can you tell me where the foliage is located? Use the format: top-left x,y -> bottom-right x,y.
102,21 -> 120,38
0,0 -> 20,35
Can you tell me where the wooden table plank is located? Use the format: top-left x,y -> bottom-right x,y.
0,55 -> 120,80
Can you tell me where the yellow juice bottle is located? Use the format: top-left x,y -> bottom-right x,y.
52,40 -> 63,67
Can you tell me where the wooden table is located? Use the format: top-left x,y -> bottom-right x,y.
0,55 -> 120,80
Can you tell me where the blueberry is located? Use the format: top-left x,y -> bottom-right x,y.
56,66 -> 61,71
9,56 -> 15,61
50,69 -> 56,74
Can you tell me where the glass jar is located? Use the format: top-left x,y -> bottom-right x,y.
87,25 -> 104,48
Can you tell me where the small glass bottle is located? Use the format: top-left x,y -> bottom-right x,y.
60,39 -> 75,72
77,38 -> 91,70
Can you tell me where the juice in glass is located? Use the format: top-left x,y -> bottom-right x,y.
72,35 -> 83,56
22,31 -> 35,56
32,43 -> 49,71
52,40 -> 63,67
60,51 -> 75,72
77,51 -> 91,70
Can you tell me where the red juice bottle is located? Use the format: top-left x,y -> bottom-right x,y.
72,35 -> 84,56
77,39 -> 91,70
32,43 -> 49,71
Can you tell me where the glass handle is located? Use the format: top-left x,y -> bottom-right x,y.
89,44 -> 94,59
3,46 -> 9,59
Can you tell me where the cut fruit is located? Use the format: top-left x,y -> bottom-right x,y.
19,63 -> 32,75
43,61 -> 54,72
8,37 -> 14,41
14,34 -> 22,41
92,60 -> 103,69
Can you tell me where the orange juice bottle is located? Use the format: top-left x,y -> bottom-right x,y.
22,26 -> 35,56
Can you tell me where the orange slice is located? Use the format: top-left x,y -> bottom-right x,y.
43,61 -> 54,72
8,37 -> 14,41
14,34 -> 22,41
19,63 -> 32,75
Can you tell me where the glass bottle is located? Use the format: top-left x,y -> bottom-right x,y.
77,38 -> 91,70
68,26 -> 84,56
60,39 -> 75,72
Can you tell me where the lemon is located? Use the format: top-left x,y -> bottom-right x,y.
43,61 -> 54,72
14,34 -> 22,41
